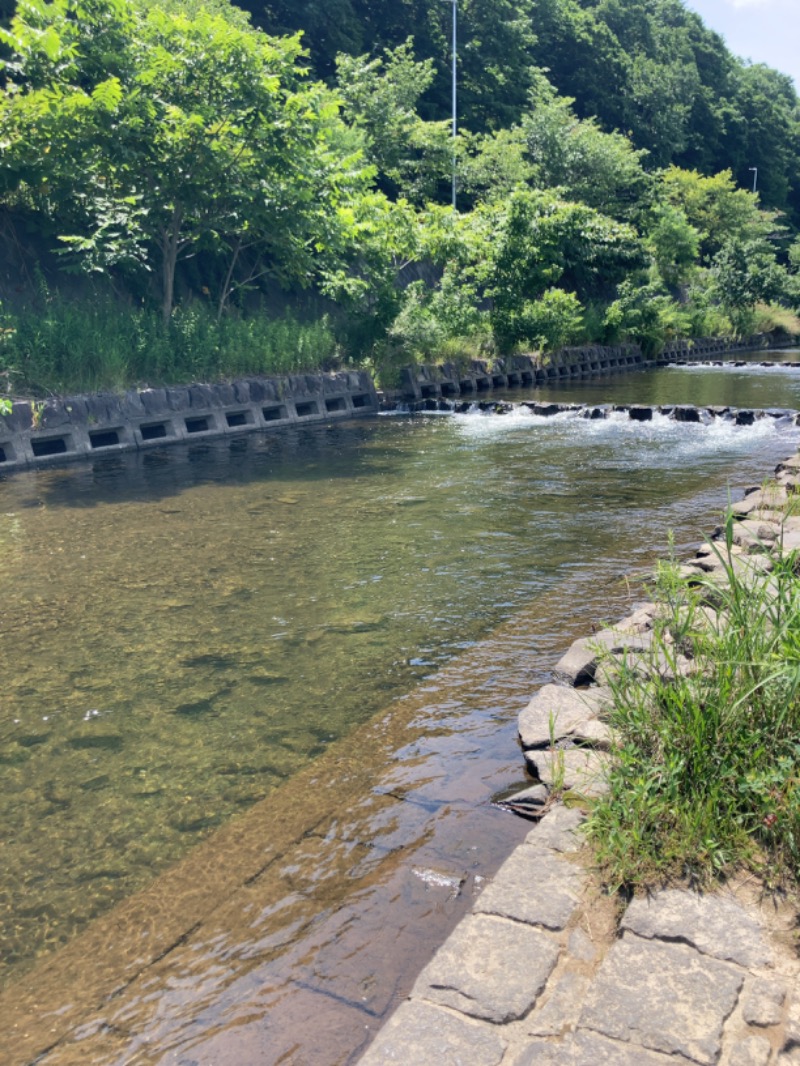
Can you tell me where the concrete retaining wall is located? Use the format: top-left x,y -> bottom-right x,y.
0,370 -> 378,473
396,345 -> 647,401
395,334 -> 799,401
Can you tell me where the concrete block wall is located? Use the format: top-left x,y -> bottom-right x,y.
660,332 -> 797,362
396,336 -> 799,401
0,370 -> 378,473
397,345 -> 646,401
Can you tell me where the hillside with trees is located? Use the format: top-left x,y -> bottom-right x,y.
0,0 -> 798,393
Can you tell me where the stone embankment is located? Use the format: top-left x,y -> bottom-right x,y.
360,455 -> 800,1066
0,369 -> 378,473
395,334 -> 795,402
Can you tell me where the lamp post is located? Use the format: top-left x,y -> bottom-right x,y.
447,0 -> 457,209
749,167 -> 758,194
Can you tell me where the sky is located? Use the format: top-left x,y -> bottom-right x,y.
683,0 -> 799,90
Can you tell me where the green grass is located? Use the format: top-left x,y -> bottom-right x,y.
585,513 -> 800,890
0,295 -> 339,396
752,302 -> 800,338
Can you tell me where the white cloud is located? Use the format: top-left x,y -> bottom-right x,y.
725,0 -> 774,7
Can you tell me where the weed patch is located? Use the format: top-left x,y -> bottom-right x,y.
0,296 -> 339,395
586,512 -> 800,890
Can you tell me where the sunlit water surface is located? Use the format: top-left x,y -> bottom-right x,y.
2,355 -> 800,1065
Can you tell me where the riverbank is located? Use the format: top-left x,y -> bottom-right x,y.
1,335 -> 798,474
391,334 -> 797,403
360,452 -> 800,1065
360,809 -> 800,1065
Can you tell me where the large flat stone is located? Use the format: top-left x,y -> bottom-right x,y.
728,1036 -> 773,1066
731,486 -> 788,517
519,684 -> 612,750
511,1038 -> 568,1066
527,972 -> 589,1037
579,934 -> 744,1064
590,628 -> 653,655
414,914 -> 560,1023
475,846 -> 582,931
621,889 -> 773,968
691,550 -> 773,577
776,455 -> 800,474
552,639 -> 598,685
742,976 -> 786,1027
526,748 -> 609,797
526,804 -> 586,853
726,518 -> 781,551
779,528 -> 800,553
552,633 -> 652,686
571,1029 -> 695,1065
614,603 -> 658,633
358,1000 -> 507,1065
782,994 -> 800,1051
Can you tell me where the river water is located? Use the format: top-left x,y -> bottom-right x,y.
2,355 -> 800,1064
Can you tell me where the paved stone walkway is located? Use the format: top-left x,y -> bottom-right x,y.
360,455 -> 800,1066
359,803 -> 799,1065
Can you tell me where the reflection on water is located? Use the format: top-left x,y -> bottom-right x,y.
1,356 -> 800,1064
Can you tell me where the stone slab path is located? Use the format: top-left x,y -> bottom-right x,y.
359,454 -> 800,1066
359,805 -> 799,1065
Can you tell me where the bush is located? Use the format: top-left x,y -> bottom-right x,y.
586,514 -> 800,889
752,303 -> 800,337
494,288 -> 584,353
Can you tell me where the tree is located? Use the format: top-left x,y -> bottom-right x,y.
710,238 -> 790,335
730,64 -> 799,213
335,39 -> 451,205
645,204 -> 700,290
458,126 -> 532,207
656,167 -> 776,261
521,77 -> 651,221
246,0 -> 363,78
486,188 -> 645,349
0,0 -> 371,321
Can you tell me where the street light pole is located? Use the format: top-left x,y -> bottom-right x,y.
749,167 -> 758,194
450,0 -> 457,210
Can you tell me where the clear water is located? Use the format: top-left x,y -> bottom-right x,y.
2,357 -> 800,1065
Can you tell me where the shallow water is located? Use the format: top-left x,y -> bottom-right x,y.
2,356 -> 800,1064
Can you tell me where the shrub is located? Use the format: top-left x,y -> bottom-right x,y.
586,515 -> 800,889
494,288 -> 584,353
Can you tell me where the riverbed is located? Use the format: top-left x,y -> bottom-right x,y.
2,355 -> 800,1064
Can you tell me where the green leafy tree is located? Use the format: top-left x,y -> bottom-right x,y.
527,0 -> 629,132
645,203 -> 700,290
521,77 -> 651,221
1,0 -> 370,321
657,167 -> 777,261
247,0 -> 363,77
457,126 -> 531,207
710,239 -> 790,336
319,191 -> 425,357
730,64 -> 799,212
487,188 -> 645,350
335,40 -> 451,205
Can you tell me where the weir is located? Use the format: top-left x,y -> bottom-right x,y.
382,398 -> 800,426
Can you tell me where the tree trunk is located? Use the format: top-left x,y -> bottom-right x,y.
161,209 -> 183,326
217,237 -> 241,322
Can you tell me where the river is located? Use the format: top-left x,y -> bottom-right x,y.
2,354 -> 800,1064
